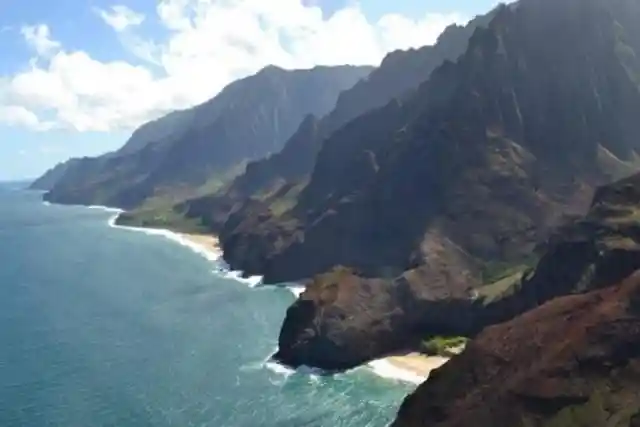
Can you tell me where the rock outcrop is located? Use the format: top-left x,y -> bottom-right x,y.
390,166 -> 640,427
392,270 -> 640,427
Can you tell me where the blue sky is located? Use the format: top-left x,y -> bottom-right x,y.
0,0 -> 498,181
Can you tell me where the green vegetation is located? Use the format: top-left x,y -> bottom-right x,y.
196,161 -> 248,197
475,254 -> 543,305
116,163 -> 251,233
480,256 -> 538,285
268,197 -> 297,217
117,196 -> 208,234
267,182 -> 307,217
597,145 -> 640,182
475,256 -> 539,305
541,389 -> 636,427
602,204 -> 640,224
420,336 -> 469,357
477,270 -> 526,305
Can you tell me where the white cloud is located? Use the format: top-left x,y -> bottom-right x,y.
0,105 -> 55,131
20,24 -> 60,56
377,12 -> 465,51
158,0 -> 193,31
95,5 -> 145,32
0,0 -> 468,133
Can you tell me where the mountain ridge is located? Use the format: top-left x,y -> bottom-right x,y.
39,65 -> 372,209
175,10 -> 498,235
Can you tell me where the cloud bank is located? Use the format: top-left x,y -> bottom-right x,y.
0,0 -> 466,132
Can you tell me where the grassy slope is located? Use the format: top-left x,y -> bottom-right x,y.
116,162 -> 249,233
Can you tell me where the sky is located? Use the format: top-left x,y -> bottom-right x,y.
0,0 -> 499,181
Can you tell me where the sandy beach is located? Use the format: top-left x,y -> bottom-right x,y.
368,353 -> 451,384
176,231 -> 265,287
386,353 -> 450,377
179,232 -> 221,254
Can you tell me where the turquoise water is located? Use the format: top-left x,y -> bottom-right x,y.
0,184 -> 411,427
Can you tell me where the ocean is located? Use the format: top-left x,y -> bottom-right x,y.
0,184 -> 413,427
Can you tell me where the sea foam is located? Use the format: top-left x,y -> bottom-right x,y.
261,349 -> 323,383
104,211 -> 304,295
222,270 -> 264,288
86,205 -> 125,213
287,285 -> 306,298
107,213 -> 222,264
264,355 -> 428,385
264,360 -> 296,377
90,205 -> 310,296
366,360 -> 426,385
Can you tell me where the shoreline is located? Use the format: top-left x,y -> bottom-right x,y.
156,225 -> 446,385
107,212 -> 224,264
176,232 -> 223,258
261,352 -> 448,386
368,353 -> 450,385
106,211 -> 265,287
261,349 -> 447,386
43,200 -> 437,385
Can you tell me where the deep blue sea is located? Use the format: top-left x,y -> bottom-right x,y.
0,184 -> 412,427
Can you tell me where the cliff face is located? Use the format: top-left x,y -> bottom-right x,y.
40,65 -> 371,209
29,159 -> 81,191
480,173 -> 640,327
224,0 -> 640,283
389,167 -> 640,427
178,10 -> 496,232
258,0 -> 640,369
243,9 -> 496,187
392,271 -> 640,427
114,109 -> 196,157
273,171 -> 640,369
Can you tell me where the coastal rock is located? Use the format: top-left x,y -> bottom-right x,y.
273,245 -> 484,370
274,269 -> 407,370
392,270 -> 640,427
274,267 -> 481,370
275,168 -> 640,370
